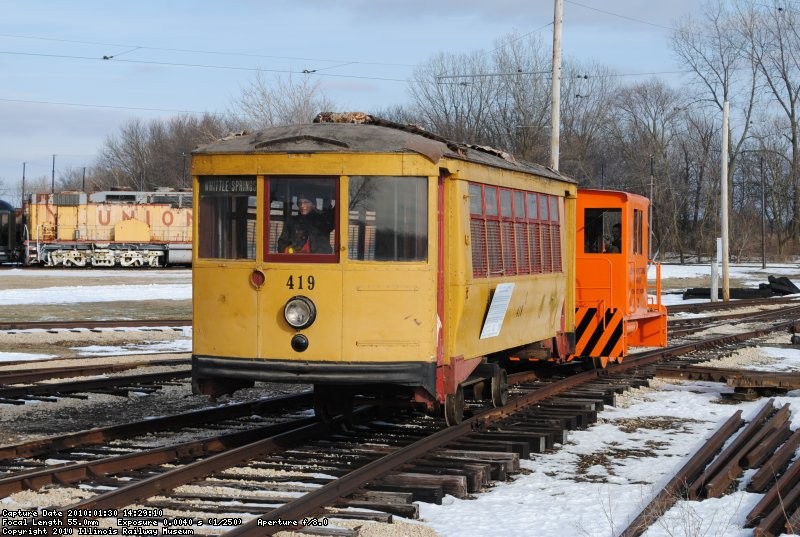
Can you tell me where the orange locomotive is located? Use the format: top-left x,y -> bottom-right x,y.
190,114 -> 667,425
574,189 -> 666,364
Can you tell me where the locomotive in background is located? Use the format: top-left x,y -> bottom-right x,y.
0,188 -> 192,267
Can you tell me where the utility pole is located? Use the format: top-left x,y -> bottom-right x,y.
21,162 -> 26,207
720,101 -> 730,302
550,0 -> 563,172
649,155 -> 654,260
760,155 -> 766,269
51,154 -> 56,194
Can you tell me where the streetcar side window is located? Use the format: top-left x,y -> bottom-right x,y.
198,176 -> 257,260
348,176 -> 427,262
469,183 -> 563,277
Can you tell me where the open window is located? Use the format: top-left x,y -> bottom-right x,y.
584,208 -> 622,254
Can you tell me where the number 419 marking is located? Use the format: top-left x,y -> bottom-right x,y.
286,275 -> 315,290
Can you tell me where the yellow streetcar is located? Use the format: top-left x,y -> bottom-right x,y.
190,112 -> 664,425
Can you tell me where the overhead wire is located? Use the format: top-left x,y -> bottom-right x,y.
1,4 -> 715,114
0,49 -> 408,82
0,33 -> 417,68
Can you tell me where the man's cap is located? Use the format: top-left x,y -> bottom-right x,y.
297,194 -> 312,203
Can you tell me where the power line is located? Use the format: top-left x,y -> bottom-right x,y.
0,32 -> 417,68
0,50 -> 409,82
0,97 -> 206,115
565,1 -> 676,31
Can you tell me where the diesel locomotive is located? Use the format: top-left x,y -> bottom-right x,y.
1,189 -> 193,267
190,112 -> 667,425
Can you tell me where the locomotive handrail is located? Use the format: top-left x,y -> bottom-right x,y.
648,261 -> 663,310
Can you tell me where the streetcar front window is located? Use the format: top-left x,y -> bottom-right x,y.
198,176 -> 257,260
348,176 -> 427,262
267,177 -> 338,257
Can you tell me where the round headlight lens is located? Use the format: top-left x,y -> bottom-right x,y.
284,296 -> 316,329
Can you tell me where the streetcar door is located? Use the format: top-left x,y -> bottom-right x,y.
341,176 -> 436,365
193,177 -> 259,359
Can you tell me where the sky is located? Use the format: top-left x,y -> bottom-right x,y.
3,263 -> 800,536
0,0 -> 701,200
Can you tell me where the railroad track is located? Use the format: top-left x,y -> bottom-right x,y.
667,303 -> 800,338
0,358 -> 188,385
0,360 -> 192,405
667,295 -> 800,314
4,317 -> 800,536
0,319 -> 192,331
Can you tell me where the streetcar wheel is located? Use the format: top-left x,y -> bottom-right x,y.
444,385 -> 465,426
491,368 -> 509,407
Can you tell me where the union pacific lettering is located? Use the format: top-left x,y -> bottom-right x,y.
95,209 -> 191,228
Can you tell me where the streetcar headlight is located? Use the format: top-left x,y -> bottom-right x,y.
284,296 -> 316,329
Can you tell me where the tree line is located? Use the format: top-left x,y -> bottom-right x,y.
16,0 -> 800,262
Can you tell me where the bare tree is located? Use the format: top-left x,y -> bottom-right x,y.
94,113 -> 233,191
606,79 -> 689,256
486,33 -> 552,162
57,167 -> 88,191
740,0 -> 800,242
408,50 -> 498,144
231,71 -> 336,129
559,62 -> 620,184
678,107 -> 721,259
670,0 -> 761,256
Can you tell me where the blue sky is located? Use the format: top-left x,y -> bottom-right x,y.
0,0 -> 699,197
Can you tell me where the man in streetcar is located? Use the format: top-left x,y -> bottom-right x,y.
277,194 -> 335,254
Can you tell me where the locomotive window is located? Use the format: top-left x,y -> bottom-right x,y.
634,209 -> 643,255
198,176 -> 257,260
584,208 -> 621,254
267,177 -> 337,257
348,176 -> 427,262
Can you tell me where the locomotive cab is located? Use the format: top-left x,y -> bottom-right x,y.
575,189 -> 667,365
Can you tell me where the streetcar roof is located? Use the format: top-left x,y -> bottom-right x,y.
193,114 -> 575,184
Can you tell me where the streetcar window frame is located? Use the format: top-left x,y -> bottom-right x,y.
265,176 -> 339,263
197,176 -> 257,260
348,176 -> 428,262
470,183 -> 563,278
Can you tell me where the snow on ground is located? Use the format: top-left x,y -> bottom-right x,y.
3,263 -> 800,536
420,382 -> 798,537
0,268 -> 190,305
